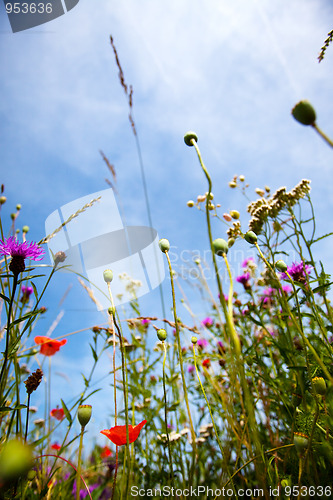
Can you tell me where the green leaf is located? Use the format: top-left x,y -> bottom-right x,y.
61,399 -> 72,425
90,344 -> 98,363
9,309 -> 40,327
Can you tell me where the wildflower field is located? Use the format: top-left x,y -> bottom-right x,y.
2,10 -> 333,500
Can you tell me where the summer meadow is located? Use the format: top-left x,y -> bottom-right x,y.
1,6 -> 333,500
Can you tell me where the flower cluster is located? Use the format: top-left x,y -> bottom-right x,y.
247,179 -> 311,234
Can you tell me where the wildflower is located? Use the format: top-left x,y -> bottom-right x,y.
261,287 -> 276,305
20,285 -> 33,303
100,420 -> 147,446
242,257 -> 254,267
34,336 -> 67,356
72,481 -> 99,500
217,341 -> 225,355
197,338 -> 208,349
280,261 -> 312,285
282,285 -> 292,294
187,365 -> 195,374
0,236 -> 44,276
51,443 -> 61,451
24,368 -> 43,395
100,446 -> 112,459
236,272 -> 251,289
141,318 -> 150,326
50,407 -> 65,421
202,359 -> 211,368
201,317 -> 213,328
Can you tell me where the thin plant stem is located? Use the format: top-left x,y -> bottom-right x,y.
312,123 -> 333,148
164,250 -> 197,481
161,339 -> 174,485
76,426 -> 85,500
0,273 -> 18,394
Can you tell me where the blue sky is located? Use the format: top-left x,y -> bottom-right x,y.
1,0 -> 333,447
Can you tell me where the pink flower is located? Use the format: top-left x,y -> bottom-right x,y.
21,285 -> 33,303
201,317 -> 213,328
280,262 -> 312,285
236,272 -> 251,289
242,257 -> 254,267
197,338 -> 208,349
187,365 -> 195,374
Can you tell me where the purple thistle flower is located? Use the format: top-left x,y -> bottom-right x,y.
201,317 -> 214,328
282,285 -> 292,294
21,285 -> 33,303
0,236 -> 44,276
280,261 -> 312,285
197,338 -> 208,349
261,287 -> 275,304
187,364 -> 195,374
236,272 -> 251,289
242,257 -> 254,267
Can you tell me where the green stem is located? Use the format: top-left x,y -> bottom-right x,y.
312,123 -> 333,148
0,273 -> 18,396
164,250 -> 197,480
162,340 -> 174,485
76,426 -> 85,500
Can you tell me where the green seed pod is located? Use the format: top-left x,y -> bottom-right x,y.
159,238 -> 170,253
184,131 -> 198,146
157,328 -> 167,341
103,269 -> 113,283
292,100 -> 316,126
187,200 -> 194,207
312,376 -> 326,396
191,336 -> 198,345
16,204 -> 22,210
228,181 -> 237,188
22,225 -> 30,233
228,238 -> 235,248
244,231 -> 257,244
229,210 -> 240,220
275,260 -> 288,272
77,405 -> 92,427
0,196 -> 7,205
212,238 -> 229,256
293,432 -> 309,454
108,306 -> 115,316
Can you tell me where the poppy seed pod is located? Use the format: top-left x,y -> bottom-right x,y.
157,328 -> 167,341
191,336 -> 198,345
78,405 -> 92,427
184,131 -> 198,146
292,100 -> 316,126
293,432 -> 309,454
244,231 -> 257,244
312,376 -> 326,396
275,260 -> 288,272
159,238 -> 170,253
103,269 -> 113,283
212,238 -> 228,256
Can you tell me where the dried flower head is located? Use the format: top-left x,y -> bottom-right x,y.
24,369 -> 43,395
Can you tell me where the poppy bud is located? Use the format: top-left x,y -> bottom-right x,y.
77,405 -> 92,427
159,238 -> 170,253
0,439 -> 33,483
157,328 -> 167,341
292,100 -> 316,126
312,376 -> 326,396
275,260 -> 288,272
187,200 -> 194,207
0,196 -> 6,205
184,131 -> 198,146
103,269 -> 113,283
244,231 -> 257,244
191,336 -> 198,345
212,238 -> 228,256
293,432 -> 309,454
22,225 -> 29,233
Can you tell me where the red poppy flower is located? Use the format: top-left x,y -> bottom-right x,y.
100,420 -> 147,446
100,446 -> 112,458
202,358 -> 211,368
34,336 -> 67,356
51,442 -> 61,450
50,407 -> 65,421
